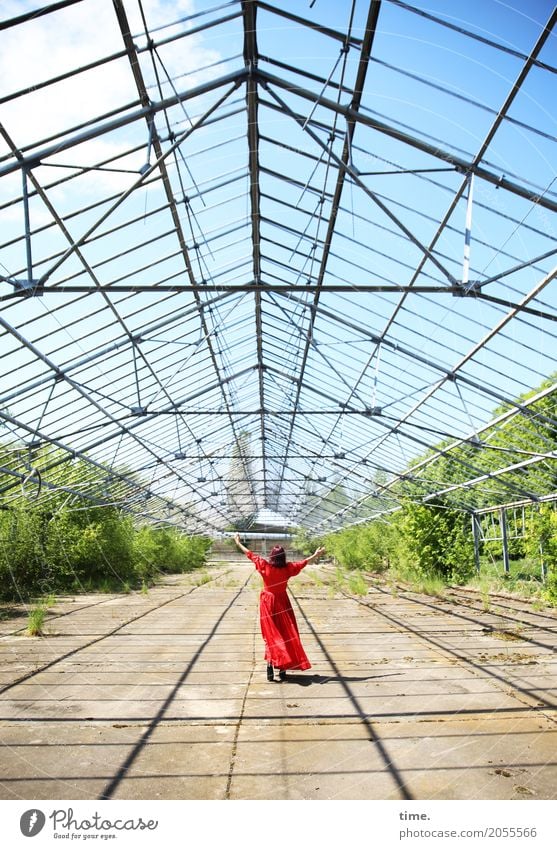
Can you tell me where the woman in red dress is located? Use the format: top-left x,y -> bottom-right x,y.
234,534 -> 326,681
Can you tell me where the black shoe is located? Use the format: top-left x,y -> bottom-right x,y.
278,669 -> 287,681
266,664 -> 274,681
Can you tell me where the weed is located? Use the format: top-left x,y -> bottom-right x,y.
25,591 -> 59,636
194,572 -> 212,586
26,605 -> 47,637
347,572 -> 368,596
385,567 -> 444,599
470,558 -> 547,601
491,629 -> 524,642
335,567 -> 347,588
411,576 -> 446,599
308,570 -> 324,588
95,580 -> 116,594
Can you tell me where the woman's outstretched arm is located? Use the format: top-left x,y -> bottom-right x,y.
304,546 -> 326,564
233,533 -> 250,555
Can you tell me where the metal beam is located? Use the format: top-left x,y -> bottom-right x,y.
273,0 -> 382,507
0,290 -> 235,407
387,0 -> 557,74
274,268 -> 557,426
0,116 -> 252,517
257,67 -> 557,214
1,283 -> 462,296
33,90 -> 240,285
243,0 -> 269,508
0,0 -> 84,30
121,37 -> 245,355
256,2 -> 363,49
0,409 -> 218,532
0,312 -> 243,528
302,8 -> 557,521
8,284 -> 555,325
264,362 -> 545,514
0,68 -> 247,178
105,1 -> 259,521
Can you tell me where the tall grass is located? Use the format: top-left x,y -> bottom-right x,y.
26,593 -> 57,636
467,557 -> 546,601
347,572 -> 368,596
26,605 -> 47,636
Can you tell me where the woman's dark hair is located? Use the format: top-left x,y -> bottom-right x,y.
269,545 -> 286,568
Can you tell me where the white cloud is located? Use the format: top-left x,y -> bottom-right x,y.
0,0 -> 222,161
0,0 -> 224,222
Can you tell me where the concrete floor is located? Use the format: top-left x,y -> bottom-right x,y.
0,561 -> 555,800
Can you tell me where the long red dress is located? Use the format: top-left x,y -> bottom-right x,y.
246,550 -> 311,671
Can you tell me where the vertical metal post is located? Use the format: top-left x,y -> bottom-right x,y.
500,507 -> 510,574
371,343 -> 382,409
462,172 -> 474,287
22,167 -> 34,284
139,115 -> 155,174
472,513 -> 481,574
540,540 -> 547,583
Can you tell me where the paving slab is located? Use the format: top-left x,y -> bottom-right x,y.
0,722 -> 237,800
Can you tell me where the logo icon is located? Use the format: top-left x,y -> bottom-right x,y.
20,810 -> 46,837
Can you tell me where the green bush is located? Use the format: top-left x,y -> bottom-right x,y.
523,505 -> 557,602
0,495 -> 211,600
134,526 -> 211,575
325,520 -> 396,571
347,571 -> 368,595
0,508 -> 48,600
324,500 -> 474,587
395,501 -> 475,584
291,527 -> 320,557
46,506 -> 138,591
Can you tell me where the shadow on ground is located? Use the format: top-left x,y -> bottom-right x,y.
279,673 -> 402,686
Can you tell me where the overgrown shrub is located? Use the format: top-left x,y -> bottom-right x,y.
46,506 -> 138,591
324,500 -> 474,586
395,501 -> 475,584
135,526 -> 211,574
291,527 -> 319,556
0,508 -> 48,599
482,533 -> 525,562
523,505 -> 557,602
0,497 -> 211,601
325,520 -> 397,571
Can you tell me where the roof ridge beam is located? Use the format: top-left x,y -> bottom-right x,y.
242,0 -> 269,507
270,0 -> 383,503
